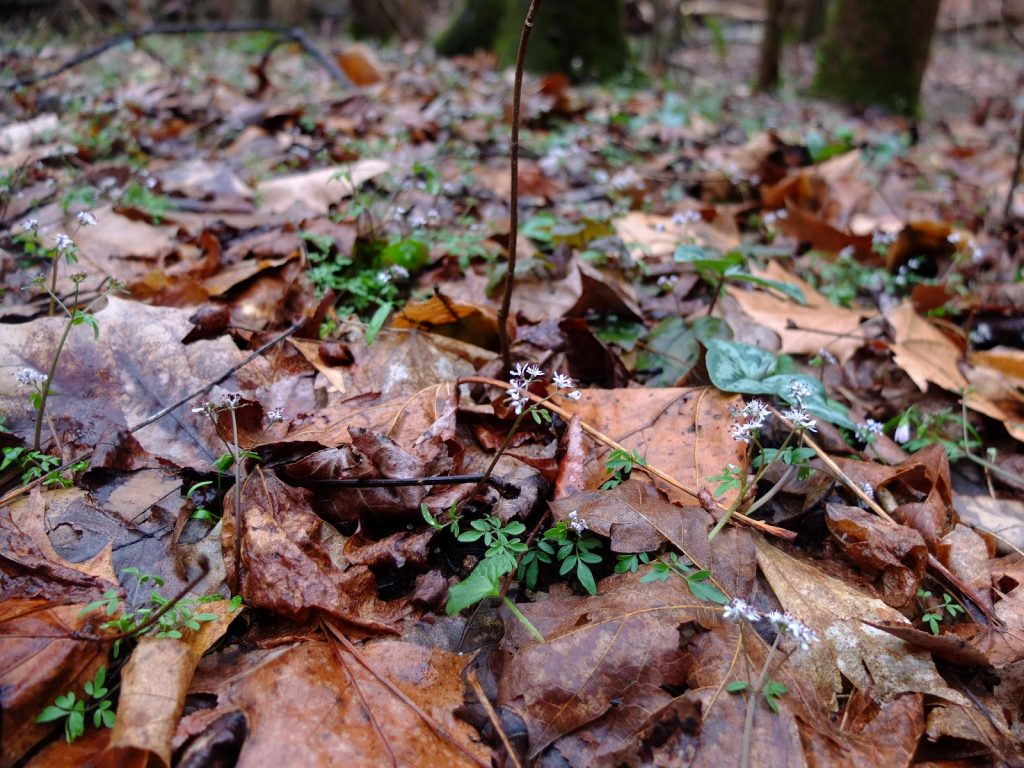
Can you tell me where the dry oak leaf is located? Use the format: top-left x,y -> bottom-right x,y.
886,302 -> 1014,433
497,571 -> 707,758
825,503 -> 927,608
0,296 -> 274,471
0,489 -> 117,767
613,210 -> 740,260
178,640 -> 487,767
558,386 -> 745,507
754,535 -> 968,706
255,158 -> 389,216
548,478 -> 714,568
102,600 -> 239,768
222,468 -> 407,633
726,261 -> 871,364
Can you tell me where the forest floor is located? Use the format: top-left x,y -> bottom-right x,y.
1,18 -> 1024,768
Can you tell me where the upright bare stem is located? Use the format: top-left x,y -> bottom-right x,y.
497,0 -> 543,372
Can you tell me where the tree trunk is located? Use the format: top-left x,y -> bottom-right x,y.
495,0 -> 629,82
756,0 -> 785,91
435,0 -> 506,56
813,0 -> 940,114
801,0 -> 827,41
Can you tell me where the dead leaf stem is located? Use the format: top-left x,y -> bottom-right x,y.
497,0 -> 543,372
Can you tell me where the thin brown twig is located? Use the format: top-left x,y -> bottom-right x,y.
321,618 -> 490,768
3,22 -> 350,91
0,319 -> 306,509
467,667 -> 523,768
497,0 -> 543,372
459,376 -> 796,540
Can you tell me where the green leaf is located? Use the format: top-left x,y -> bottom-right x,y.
380,238 -> 429,271
36,705 -> 68,723
725,680 -> 749,693
364,301 -> 392,345
445,556 -> 513,615
687,576 -> 729,606
704,339 -> 855,429
576,561 -> 597,595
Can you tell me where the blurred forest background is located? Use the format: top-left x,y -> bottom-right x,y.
2,0 -> 1020,115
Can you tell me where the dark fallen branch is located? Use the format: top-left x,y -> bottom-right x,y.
287,473 -> 521,500
3,21 -> 350,91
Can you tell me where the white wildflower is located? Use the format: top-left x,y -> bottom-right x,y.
75,211 -> 98,227
566,390 -> 582,400
389,265 -> 410,280
265,408 -> 285,423
54,233 -> 75,252
672,210 -> 701,226
893,420 -> 912,444
552,372 -> 575,390
741,399 -> 771,428
947,232 -> 962,244
782,407 -> 817,432
970,323 -> 992,345
506,383 -> 530,415
787,379 -> 813,405
730,421 -> 756,444
20,218 -> 39,232
855,419 -> 884,444
656,274 -> 678,291
15,367 -> 47,387
567,510 -> 588,534
723,598 -> 760,623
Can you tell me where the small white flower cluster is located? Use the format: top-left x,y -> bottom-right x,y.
871,230 -> 898,248
766,610 -> 820,650
969,323 -> 992,345
265,408 -> 285,423
567,510 -> 587,534
948,232 -> 985,263
15,367 -> 48,387
54,233 -> 75,252
730,399 -> 771,444
20,218 -> 39,232
781,379 -> 817,432
76,211 -> 98,227
376,265 -> 410,283
893,420 -> 912,444
723,601 -> 820,650
656,274 -> 678,291
191,394 -> 242,417
855,419 -> 884,444
672,209 -> 702,227
723,598 -> 760,622
816,347 -> 837,365
781,407 -> 817,432
505,363 -> 581,415
762,209 -> 788,227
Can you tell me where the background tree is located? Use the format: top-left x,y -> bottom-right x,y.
437,0 -> 630,82
813,0 -> 941,114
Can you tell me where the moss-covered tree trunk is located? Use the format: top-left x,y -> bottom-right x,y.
813,0 -> 939,114
437,0 -> 630,82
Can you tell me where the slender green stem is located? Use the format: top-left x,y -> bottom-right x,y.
473,394 -> 555,497
502,596 -> 544,643
708,430 -> 798,541
228,405 -> 243,595
33,283 -> 80,451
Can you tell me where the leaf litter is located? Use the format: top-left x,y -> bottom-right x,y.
2,11 -> 1024,767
